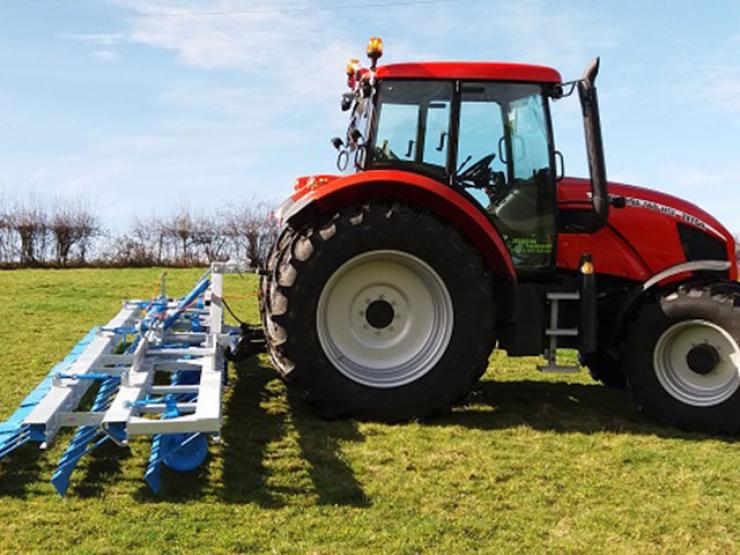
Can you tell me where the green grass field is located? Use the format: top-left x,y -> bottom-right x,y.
0,268 -> 737,554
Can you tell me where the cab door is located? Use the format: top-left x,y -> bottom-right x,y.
455,82 -> 557,272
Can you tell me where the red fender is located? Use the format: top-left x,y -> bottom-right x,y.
283,169 -> 516,281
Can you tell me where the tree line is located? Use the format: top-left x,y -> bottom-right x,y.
0,195 -> 738,270
0,196 -> 278,268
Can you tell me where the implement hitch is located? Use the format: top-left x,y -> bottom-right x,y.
225,324 -> 267,362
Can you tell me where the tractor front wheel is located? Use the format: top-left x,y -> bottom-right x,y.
621,283 -> 740,434
261,202 -> 497,421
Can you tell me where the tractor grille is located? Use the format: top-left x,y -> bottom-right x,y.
677,223 -> 727,262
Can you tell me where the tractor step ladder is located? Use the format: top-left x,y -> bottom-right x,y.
539,291 -> 581,373
0,262 -> 251,495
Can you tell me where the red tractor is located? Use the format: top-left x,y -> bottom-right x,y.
259,38 -> 739,434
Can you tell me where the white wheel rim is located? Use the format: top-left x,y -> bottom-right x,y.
653,319 -> 740,407
316,250 -> 454,388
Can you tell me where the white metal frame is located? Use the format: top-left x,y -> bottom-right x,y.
22,263 -> 239,448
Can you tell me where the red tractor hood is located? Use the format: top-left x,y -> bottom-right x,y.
557,177 -> 737,281
558,177 -> 731,240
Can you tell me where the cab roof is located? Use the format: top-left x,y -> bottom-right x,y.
376,62 -> 562,84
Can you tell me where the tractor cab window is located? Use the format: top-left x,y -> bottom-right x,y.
456,82 -> 555,270
370,80 -> 452,175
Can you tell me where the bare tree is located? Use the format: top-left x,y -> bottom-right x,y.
130,218 -> 160,266
224,200 -> 277,268
0,195 -> 11,264
49,203 -> 76,266
257,213 -> 279,266
192,212 -> 230,263
159,208 -> 198,266
72,205 -> 100,264
48,200 -> 100,266
10,197 -> 48,266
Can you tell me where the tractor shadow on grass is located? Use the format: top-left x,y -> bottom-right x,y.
437,379 -> 737,442
71,440 -> 130,499
213,362 -> 733,508
218,356 -> 369,508
131,447 -> 212,502
0,443 -> 45,498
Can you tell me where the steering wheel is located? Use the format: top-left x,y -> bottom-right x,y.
458,152 -> 496,188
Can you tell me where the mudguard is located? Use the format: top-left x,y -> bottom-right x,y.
277,169 -> 516,281
607,260 -> 734,346
276,170 -> 518,324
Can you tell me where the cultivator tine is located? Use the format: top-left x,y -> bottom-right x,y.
0,427 -> 30,459
51,376 -> 121,496
144,433 -> 165,493
144,372 -> 203,494
143,393 -> 180,494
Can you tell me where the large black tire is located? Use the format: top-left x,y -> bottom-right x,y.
580,350 -> 627,389
260,201 -> 497,421
621,283 -> 740,434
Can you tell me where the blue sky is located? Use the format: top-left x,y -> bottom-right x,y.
1,0 -> 739,233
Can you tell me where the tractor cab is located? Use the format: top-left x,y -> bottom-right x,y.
334,38 -> 609,274
368,73 -> 557,271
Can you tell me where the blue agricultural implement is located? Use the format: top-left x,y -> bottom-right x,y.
0,263 -> 263,495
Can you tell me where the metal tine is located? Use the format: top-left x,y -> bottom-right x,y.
144,433 -> 164,493
51,375 -> 121,496
54,275 -> 210,495
144,369 -> 200,494
0,429 -> 30,459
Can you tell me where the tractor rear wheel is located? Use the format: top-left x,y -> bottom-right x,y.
260,202 -> 496,421
621,283 -> 740,434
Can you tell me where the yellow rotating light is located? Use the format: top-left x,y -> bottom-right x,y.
346,58 -> 361,76
367,36 -> 384,62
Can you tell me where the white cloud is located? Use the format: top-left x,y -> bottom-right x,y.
62,32 -> 126,61
658,34 -> 740,115
61,32 -> 127,46
93,49 -> 119,61
112,1 -> 349,74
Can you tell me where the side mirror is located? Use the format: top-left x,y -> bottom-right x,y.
341,93 -> 354,112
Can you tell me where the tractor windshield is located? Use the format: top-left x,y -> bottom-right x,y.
369,80 -> 453,176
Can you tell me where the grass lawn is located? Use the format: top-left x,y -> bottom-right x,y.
0,268 -> 737,554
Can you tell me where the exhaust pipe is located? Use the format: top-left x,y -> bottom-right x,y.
577,58 -> 610,233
